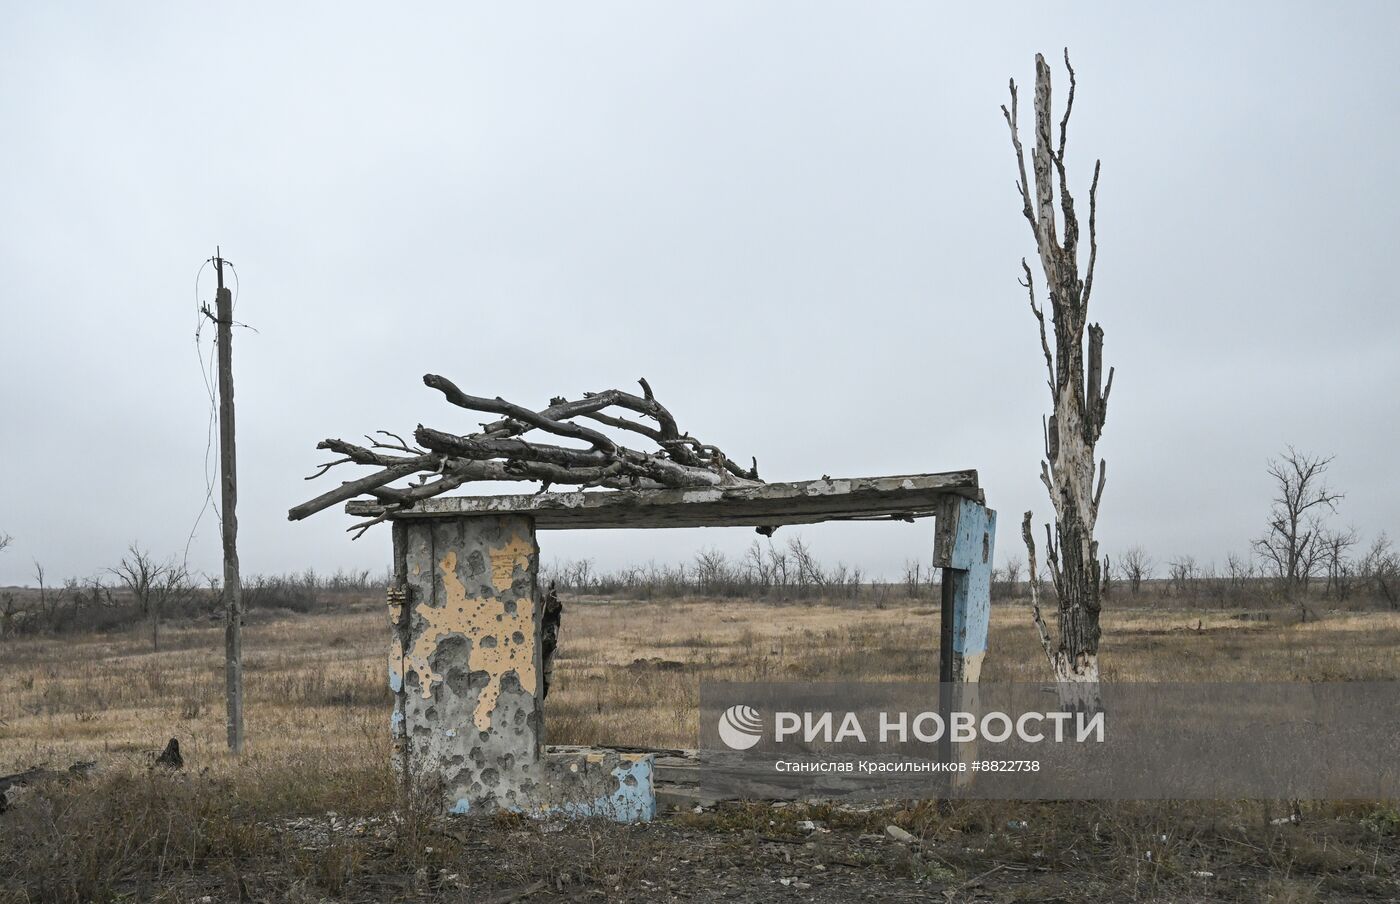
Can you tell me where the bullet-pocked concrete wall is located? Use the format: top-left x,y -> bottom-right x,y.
391,515 -> 544,813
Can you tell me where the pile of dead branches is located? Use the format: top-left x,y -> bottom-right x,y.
288,375 -> 761,536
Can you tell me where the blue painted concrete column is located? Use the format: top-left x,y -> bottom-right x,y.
938,498 -> 996,683
936,498 -> 996,793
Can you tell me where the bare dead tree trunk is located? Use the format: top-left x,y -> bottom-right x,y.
1004,51 -> 1111,690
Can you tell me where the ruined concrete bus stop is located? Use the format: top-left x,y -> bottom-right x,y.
345,472 -> 996,822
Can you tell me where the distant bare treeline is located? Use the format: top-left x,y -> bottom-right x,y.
544,531 -> 1400,613
543,538 -> 872,602
545,537 -> 1034,605
0,545 -> 384,640
2,521 -> 1396,641
1098,534 -> 1399,613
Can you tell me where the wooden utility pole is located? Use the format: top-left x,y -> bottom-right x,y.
214,249 -> 244,753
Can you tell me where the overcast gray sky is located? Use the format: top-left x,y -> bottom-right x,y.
2,3 -> 1397,586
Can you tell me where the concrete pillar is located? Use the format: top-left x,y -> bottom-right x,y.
387,515 -> 655,820
391,515 -> 544,813
937,497 -> 997,683
935,498 -> 996,792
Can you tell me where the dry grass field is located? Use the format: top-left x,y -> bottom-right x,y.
2,596 -> 1399,902
5,596 -> 1399,766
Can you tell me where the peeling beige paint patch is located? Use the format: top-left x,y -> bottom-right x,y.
399,528 -> 538,731
490,529 -> 533,592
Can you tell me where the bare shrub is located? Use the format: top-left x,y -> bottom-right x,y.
1119,547 -> 1153,595
1225,553 -> 1254,592
1004,557 -> 1024,596
0,591 -> 23,638
110,545 -> 194,651
903,560 -> 928,601
787,536 -> 825,592
692,548 -> 727,595
1253,447 -> 1343,596
1320,527 -> 1359,601
1360,534 -> 1399,610
1167,556 -> 1200,602
0,534 -> 15,637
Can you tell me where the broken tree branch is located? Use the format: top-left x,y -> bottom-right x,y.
425,375 -> 618,453
1022,511 -> 1057,671
1022,258 -> 1055,400
290,375 -> 763,534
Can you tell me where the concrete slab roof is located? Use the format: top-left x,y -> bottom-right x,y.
344,471 -> 982,530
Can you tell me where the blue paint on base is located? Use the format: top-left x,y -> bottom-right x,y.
569,757 -> 656,823
608,756 -> 657,822
537,756 -> 656,822
446,756 -> 656,824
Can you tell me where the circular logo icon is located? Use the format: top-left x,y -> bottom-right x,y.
717,704 -> 763,750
